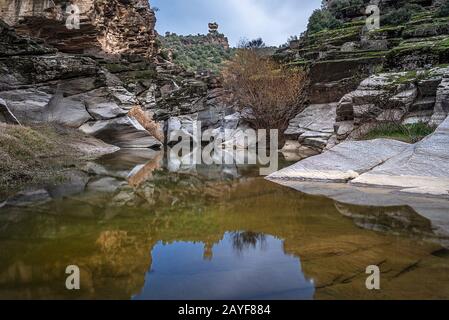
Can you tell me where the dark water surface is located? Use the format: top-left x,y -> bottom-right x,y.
0,149 -> 448,299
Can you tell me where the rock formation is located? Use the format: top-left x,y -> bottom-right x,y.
269,113 -> 449,196
0,1 -> 236,149
0,0 -> 158,58
278,0 -> 449,157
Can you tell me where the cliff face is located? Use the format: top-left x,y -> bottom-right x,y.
0,1 -> 236,150
0,0 -> 158,58
0,1 -> 164,148
278,0 -> 449,158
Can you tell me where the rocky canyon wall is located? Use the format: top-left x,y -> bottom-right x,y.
0,0 -> 158,58
0,1 -> 237,150
278,0 -> 449,159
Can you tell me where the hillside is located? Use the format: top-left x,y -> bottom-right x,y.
159,30 -> 235,73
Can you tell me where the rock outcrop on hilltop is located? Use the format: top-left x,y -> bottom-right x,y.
278,0 -> 449,157
0,0 -> 237,149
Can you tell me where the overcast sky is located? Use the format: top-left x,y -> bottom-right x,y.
151,0 -> 322,47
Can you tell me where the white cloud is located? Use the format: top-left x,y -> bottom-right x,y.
152,0 -> 321,46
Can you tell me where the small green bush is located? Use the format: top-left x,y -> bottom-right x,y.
436,0 -> 449,17
381,4 -> 423,26
307,9 -> 343,34
329,0 -> 365,19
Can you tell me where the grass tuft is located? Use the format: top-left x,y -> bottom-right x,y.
361,122 -> 436,143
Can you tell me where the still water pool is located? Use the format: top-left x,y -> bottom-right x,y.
0,149 -> 448,299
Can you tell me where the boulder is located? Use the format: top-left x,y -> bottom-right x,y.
79,116 -> 162,149
0,87 -> 94,127
46,93 -> 94,127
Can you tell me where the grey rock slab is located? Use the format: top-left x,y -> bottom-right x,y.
267,139 -> 409,182
353,116 -> 449,195
284,103 -> 337,137
0,88 -> 53,123
0,88 -> 93,127
46,93 -> 93,127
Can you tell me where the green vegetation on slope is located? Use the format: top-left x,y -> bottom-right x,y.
436,0 -> 449,18
159,33 -> 236,73
307,0 -> 432,35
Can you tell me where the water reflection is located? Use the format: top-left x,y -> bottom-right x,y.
0,150 -> 448,299
133,233 -> 314,300
230,231 -> 267,253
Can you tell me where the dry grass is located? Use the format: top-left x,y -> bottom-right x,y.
128,106 -> 164,142
0,123 -> 83,194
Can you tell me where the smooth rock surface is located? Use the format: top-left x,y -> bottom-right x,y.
353,116 -> 449,195
268,139 -> 410,182
79,116 -> 162,149
285,103 -> 337,138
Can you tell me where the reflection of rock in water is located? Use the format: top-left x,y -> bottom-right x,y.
1,154 -> 449,299
334,202 -> 449,247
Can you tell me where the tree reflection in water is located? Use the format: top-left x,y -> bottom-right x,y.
230,231 -> 268,254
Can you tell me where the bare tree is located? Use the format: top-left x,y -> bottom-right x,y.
221,49 -> 309,134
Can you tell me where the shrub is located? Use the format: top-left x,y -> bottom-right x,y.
159,34 -> 235,73
221,50 -> 308,132
381,4 -> 423,26
328,0 -> 365,19
436,0 -> 449,17
238,38 -> 266,49
307,9 -> 343,34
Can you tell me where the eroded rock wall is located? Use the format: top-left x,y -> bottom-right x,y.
280,1 -> 449,158
0,0 -> 158,58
